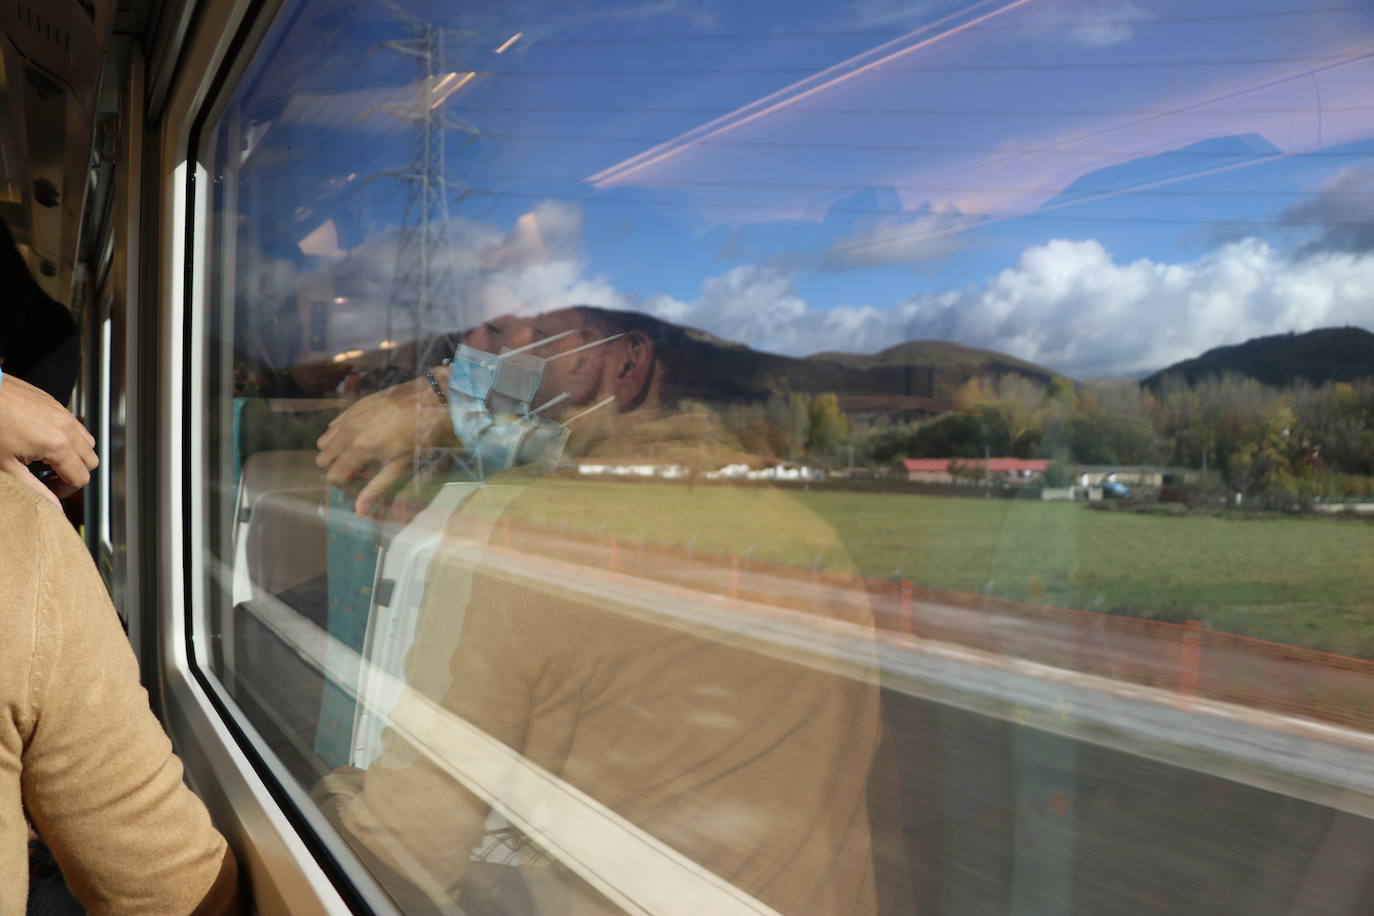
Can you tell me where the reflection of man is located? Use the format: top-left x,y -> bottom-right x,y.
315,307 -> 887,914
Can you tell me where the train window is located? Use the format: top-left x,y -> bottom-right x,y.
193,0 -> 1374,911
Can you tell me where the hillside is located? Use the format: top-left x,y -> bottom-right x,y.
811,338 -> 1051,372
394,308 -> 1065,406
591,310 -> 1064,403
1143,327 -> 1374,389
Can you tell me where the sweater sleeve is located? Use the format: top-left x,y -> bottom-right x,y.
20,505 -> 240,915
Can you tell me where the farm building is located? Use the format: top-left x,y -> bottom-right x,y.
1076,466 -> 1175,488
900,457 -> 1051,484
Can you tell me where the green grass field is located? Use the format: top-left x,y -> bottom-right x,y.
497,479 -> 1374,659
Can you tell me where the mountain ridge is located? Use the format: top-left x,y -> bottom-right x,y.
1142,326 -> 1374,389
560,308 -> 1066,405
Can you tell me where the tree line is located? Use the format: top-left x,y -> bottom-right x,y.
751,374 -> 1374,504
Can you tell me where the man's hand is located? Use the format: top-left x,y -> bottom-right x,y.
316,371 -> 455,517
0,374 -> 98,507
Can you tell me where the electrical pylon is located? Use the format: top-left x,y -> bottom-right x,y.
374,0 -> 479,373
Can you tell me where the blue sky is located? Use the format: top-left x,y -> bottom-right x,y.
223,0 -> 1374,378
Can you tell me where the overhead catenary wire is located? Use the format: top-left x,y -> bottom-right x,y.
462,104 -> 1374,118
469,49 -> 1374,77
458,185 -> 1374,226
479,130 -> 1374,159
517,4 -> 1374,44
388,3 -> 1374,42
454,171 -> 1374,199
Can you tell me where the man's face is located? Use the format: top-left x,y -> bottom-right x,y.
461,309 -> 624,422
461,313 -> 528,355
526,309 -> 616,417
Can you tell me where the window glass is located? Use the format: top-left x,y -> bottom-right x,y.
198,1 -> 1374,912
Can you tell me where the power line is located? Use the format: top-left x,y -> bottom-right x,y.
499,4 -> 1374,44
460,185 -> 1374,226
473,49 -> 1374,77
457,172 -> 1374,198
463,104 -> 1374,118
395,3 -> 1374,41
480,130 -> 1374,158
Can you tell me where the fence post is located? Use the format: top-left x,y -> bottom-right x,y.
899,579 -> 914,636
1178,620 -> 1204,707
982,579 -> 996,652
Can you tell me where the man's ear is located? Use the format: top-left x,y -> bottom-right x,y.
612,330 -> 655,411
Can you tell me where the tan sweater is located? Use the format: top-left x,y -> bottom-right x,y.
319,478 -> 883,914
0,474 -> 239,914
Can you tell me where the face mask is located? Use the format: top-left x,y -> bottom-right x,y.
448,330 -> 622,476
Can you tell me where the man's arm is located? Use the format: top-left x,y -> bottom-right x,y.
0,373 -> 97,504
19,496 -> 238,914
315,369 -> 455,517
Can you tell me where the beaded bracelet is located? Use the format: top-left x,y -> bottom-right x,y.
421,370 -> 448,407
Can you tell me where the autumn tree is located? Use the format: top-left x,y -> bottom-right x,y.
807,393 -> 850,462
765,392 -> 813,461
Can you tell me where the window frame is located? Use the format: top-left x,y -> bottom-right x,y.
146,0 -> 397,910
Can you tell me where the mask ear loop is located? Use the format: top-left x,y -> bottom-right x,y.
563,394 -> 616,424
519,333 -> 624,418
524,391 -> 570,417
542,333 -> 624,362
496,328 -> 578,359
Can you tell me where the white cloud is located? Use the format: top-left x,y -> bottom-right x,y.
848,0 -> 953,29
543,0 -> 719,33
301,200 -> 632,350
907,238 -> 1374,376
1024,0 -> 1148,49
645,266 -> 900,355
298,196 -> 1374,379
822,206 -> 975,270
849,0 -> 1146,47
648,239 -> 1374,378
1282,164 -> 1374,255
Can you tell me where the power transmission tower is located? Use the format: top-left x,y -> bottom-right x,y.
374,0 -> 479,373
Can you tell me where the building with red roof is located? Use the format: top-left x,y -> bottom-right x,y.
900,457 -> 1051,484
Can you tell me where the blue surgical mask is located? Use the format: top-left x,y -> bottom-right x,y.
447,330 -> 622,477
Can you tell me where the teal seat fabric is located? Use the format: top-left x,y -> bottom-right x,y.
314,485 -> 381,768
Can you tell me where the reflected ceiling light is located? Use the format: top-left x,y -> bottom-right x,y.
494,32 -> 522,54
331,349 -> 365,363
379,339 -> 399,350
298,219 -> 343,257
333,296 -> 347,304
429,71 -> 474,109
430,71 -> 459,96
